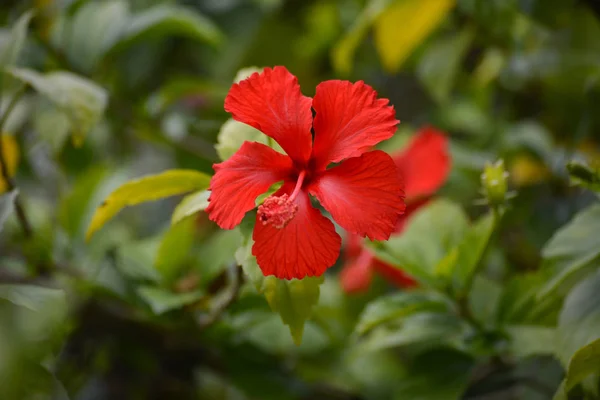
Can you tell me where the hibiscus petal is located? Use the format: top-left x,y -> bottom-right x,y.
252,184 -> 341,280
309,150 -> 405,241
340,249 -> 375,294
207,142 -> 293,229
393,126 -> 451,200
311,80 -> 399,170
224,66 -> 313,166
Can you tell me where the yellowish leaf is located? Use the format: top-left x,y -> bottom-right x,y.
0,135 -> 20,194
86,169 -> 210,241
374,0 -> 455,73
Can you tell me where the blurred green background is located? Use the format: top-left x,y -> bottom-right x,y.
1,0 -> 600,399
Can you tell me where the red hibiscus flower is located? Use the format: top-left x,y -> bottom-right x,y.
206,66 -> 406,280
340,126 -> 451,293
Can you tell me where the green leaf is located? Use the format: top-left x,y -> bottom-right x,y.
137,285 -> 204,315
451,212 -> 495,295
233,66 -> 263,83
393,349 -> 473,400
539,204 -> 600,299
374,0 -> 456,73
7,68 -> 108,146
117,238 -> 162,282
368,199 -> 469,287
506,325 -> 555,358
155,217 -> 196,283
262,276 -> 324,346
356,291 -> 454,335
417,27 -> 474,103
235,237 -> 265,293
58,166 -> 109,238
357,312 -> 470,353
216,119 -> 272,161
556,269 -> 600,368
86,169 -> 210,240
0,10 -> 34,68
0,284 -> 65,312
53,0 -> 129,73
565,338 -> 600,391
229,311 -> 329,356
567,160 -> 600,193
0,190 -> 17,232
111,5 -> 222,52
196,230 -> 242,286
171,190 -> 209,226
332,0 -> 392,75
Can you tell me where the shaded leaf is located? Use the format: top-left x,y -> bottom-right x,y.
155,217 -> 196,283
0,284 -> 66,312
567,160 -> 600,193
7,68 -> 108,146
417,26 -> 473,103
393,349 -> 473,400
137,285 -> 204,315
356,291 -> 454,335
0,10 -> 34,67
556,269 -> 600,367
375,0 -> 456,73
216,119 -> 271,161
262,276 -> 324,345
506,325 -> 555,358
0,190 -> 17,232
86,169 -> 210,240
332,0 -> 392,75
539,204 -> 600,299
111,5 -> 222,52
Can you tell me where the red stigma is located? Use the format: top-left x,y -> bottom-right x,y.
257,194 -> 298,229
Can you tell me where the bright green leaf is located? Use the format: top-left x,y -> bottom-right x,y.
233,66 -> 263,83
564,338 -> 600,391
171,190 -> 209,226
86,169 -> 210,240
418,27 -> 473,103
216,119 -> 271,161
0,190 -> 17,232
7,68 -> 108,146
368,199 -> 469,287
137,285 -> 204,315
539,204 -> 600,299
356,291 -> 454,335
111,5 -> 222,52
374,0 -> 456,73
262,275 -> 324,346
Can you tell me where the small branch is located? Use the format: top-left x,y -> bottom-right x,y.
0,87 -> 32,238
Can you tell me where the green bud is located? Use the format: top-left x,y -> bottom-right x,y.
481,160 -> 509,207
